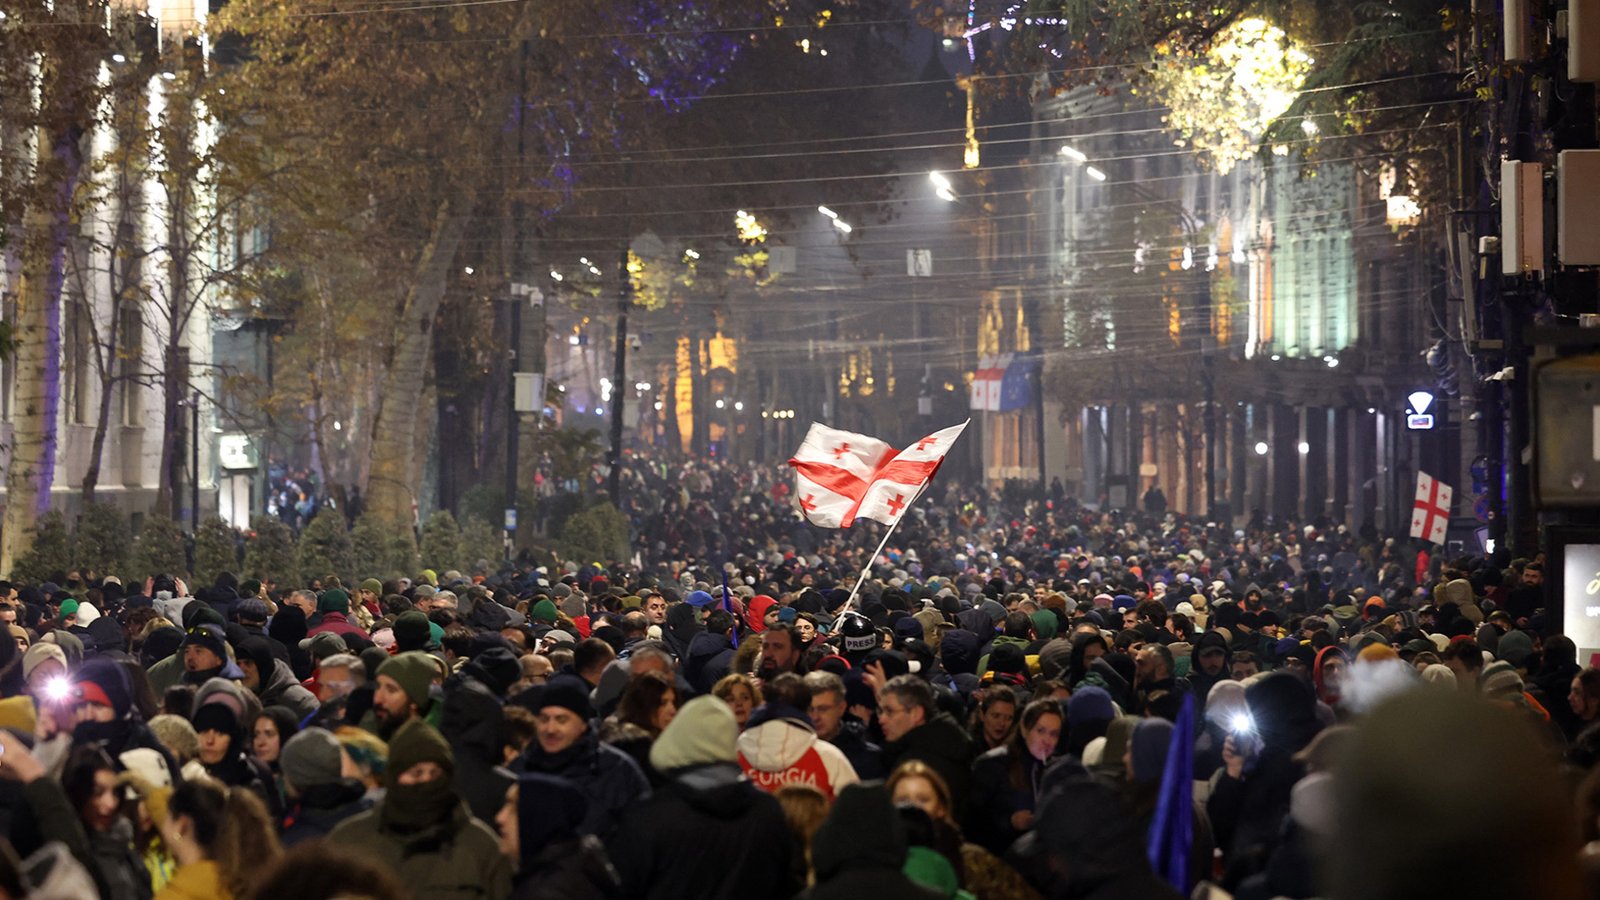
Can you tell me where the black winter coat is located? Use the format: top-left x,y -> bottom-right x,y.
510,836 -> 620,900
612,762 -> 797,900
514,729 -> 650,840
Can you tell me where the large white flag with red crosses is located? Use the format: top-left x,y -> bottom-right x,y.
788,420 -> 969,528
1410,471 -> 1453,545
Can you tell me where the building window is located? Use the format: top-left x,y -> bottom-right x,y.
118,307 -> 142,427
64,295 -> 90,425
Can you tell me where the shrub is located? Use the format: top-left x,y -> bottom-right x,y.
558,501 -> 630,565
130,514 -> 187,584
294,511 -> 353,587
11,510 -> 73,583
192,517 -> 239,587
243,516 -> 297,586
74,503 -> 131,581
419,510 -> 462,573
351,513 -> 417,580
457,516 -> 502,576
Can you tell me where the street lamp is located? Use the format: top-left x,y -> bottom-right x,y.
929,171 -> 957,202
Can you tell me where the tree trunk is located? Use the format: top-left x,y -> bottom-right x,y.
1,125 -> 83,574
364,201 -> 471,530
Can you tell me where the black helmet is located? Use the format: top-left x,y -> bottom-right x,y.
838,611 -> 876,655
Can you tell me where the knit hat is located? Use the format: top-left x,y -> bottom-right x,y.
1496,630 -> 1536,668
559,593 -> 587,618
148,715 -> 198,761
650,694 -> 738,771
317,589 -> 350,614
1480,660 -> 1524,697
384,719 -> 453,789
1421,663 -> 1457,688
22,642 -> 67,681
58,599 -> 79,620
181,623 -> 232,664
280,727 -> 345,792
516,774 -> 588,869
70,656 -> 133,718
1067,685 -> 1116,728
299,631 -> 348,661
377,652 -> 438,712
534,676 -> 594,721
393,610 -> 432,651
1129,717 -> 1173,784
530,599 -> 560,624
893,617 -> 924,641
1037,638 -> 1075,680
1112,595 -> 1136,613
685,590 -> 716,608
235,598 -> 269,624
360,578 -> 383,596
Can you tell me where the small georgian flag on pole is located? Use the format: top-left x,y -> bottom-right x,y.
788,420 -> 969,528
1410,471 -> 1453,545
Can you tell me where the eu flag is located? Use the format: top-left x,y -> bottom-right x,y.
1146,693 -> 1195,891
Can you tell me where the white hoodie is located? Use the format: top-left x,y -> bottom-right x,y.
736,715 -> 859,800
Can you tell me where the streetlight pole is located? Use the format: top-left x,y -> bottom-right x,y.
190,389 -> 200,534
609,247 -> 630,506
505,38 -> 528,558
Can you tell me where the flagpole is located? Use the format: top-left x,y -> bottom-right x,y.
842,482 -> 929,610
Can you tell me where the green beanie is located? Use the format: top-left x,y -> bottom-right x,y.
318,589 -> 350,614
377,651 -> 437,712
384,718 -> 453,789
58,599 -> 80,620
904,845 -> 970,898
531,599 -> 560,624
360,578 -> 383,596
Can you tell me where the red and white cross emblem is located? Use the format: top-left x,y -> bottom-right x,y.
1409,472 -> 1452,545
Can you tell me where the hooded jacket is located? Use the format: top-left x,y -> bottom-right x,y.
1186,631 -> 1231,710
801,783 -> 944,900
441,654 -> 518,823
736,703 -> 859,800
683,630 -> 736,695
881,711 -> 974,817
661,603 -> 704,660
1011,777 -> 1182,900
328,721 -> 511,900
257,657 -> 319,722
613,763 -> 796,900
1207,673 -> 1321,885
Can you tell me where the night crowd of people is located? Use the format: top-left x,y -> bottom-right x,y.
0,455 -> 1588,900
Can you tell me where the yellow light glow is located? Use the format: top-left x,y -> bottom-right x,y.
735,210 -> 767,243
1148,18 -> 1312,174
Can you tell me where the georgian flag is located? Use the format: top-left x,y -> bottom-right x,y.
1410,471 -> 1453,545
788,420 -> 969,528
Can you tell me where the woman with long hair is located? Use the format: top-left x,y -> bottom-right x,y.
968,699 -> 1062,854
966,686 -> 1018,752
157,780 -> 281,900
886,761 -> 1042,900
62,745 -> 151,899
600,670 -> 677,780
248,706 -> 300,801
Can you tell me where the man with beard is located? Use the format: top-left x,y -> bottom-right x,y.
368,651 -> 440,738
